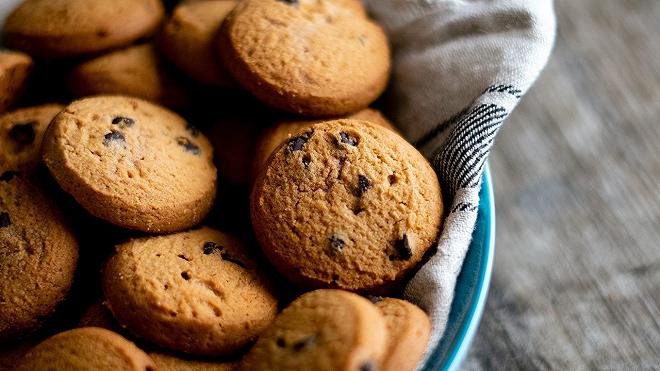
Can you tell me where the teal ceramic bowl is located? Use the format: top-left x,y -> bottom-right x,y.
422,163 -> 495,371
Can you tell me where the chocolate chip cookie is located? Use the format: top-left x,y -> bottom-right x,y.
13,327 -> 155,371
0,173 -> 79,342
251,119 -> 443,292
374,298 -> 431,371
42,96 -> 217,233
0,104 -> 64,172
102,227 -> 278,356
3,0 -> 165,58
250,108 -> 397,181
0,50 -> 32,113
241,289 -> 386,371
68,44 -> 190,109
218,0 -> 390,116
159,0 -> 238,87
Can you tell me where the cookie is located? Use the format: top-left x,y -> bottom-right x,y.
251,119 -> 443,292
374,298 -> 431,371
68,44 -> 190,109
241,289 -> 386,371
159,1 -> 238,87
102,227 -> 278,356
217,0 -> 390,116
13,327 -> 155,371
0,51 -> 32,113
3,0 -> 165,58
149,352 -> 237,371
0,173 -> 79,342
0,104 -> 64,172
78,300 -> 121,332
42,96 -> 217,233
250,108 -> 396,181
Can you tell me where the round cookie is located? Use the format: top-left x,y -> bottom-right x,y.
159,0 -> 238,87
0,104 -> 64,172
374,298 -> 431,371
0,173 -> 79,342
13,327 -> 155,371
102,227 -> 278,356
217,0 -> 390,116
251,119 -> 443,292
42,96 -> 217,233
68,44 -> 190,109
0,50 -> 32,113
3,0 -> 165,58
241,289 -> 386,371
250,108 -> 396,181
149,352 -> 237,371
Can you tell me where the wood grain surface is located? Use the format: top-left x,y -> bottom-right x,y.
463,0 -> 660,370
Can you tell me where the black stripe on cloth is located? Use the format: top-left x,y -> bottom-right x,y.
413,107 -> 470,149
434,102 -> 509,194
483,84 -> 523,98
451,202 -> 478,213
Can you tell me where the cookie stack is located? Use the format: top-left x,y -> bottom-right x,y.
0,0 -> 444,370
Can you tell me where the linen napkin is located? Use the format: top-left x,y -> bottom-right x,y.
364,0 -> 556,363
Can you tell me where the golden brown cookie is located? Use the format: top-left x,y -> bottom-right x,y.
251,119 -> 443,292
102,227 -> 278,356
0,51 -> 32,113
13,327 -> 155,371
250,108 -> 396,181
374,298 -> 431,371
149,352 -> 237,371
0,173 -> 79,342
0,104 -> 64,172
218,0 -> 390,116
159,1 -> 238,87
3,0 -> 165,58
42,96 -> 217,233
241,289 -> 386,371
68,44 -> 190,109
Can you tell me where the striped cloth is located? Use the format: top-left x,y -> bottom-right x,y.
364,0 -> 556,364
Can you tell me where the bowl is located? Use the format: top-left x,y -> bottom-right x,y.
423,162 -> 495,370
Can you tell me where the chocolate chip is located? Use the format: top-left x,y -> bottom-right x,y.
339,132 -> 358,146
203,242 -> 223,255
186,123 -> 200,137
177,137 -> 201,155
181,271 -> 191,280
9,122 -> 36,146
359,361 -> 375,371
0,171 -> 19,182
220,252 -> 247,268
329,235 -> 344,252
287,132 -> 311,152
292,335 -> 316,351
278,0 -> 298,4
357,174 -> 372,197
0,212 -> 10,228
276,338 -> 286,347
111,116 -> 135,127
103,130 -> 125,146
390,234 -> 413,261
177,254 -> 191,262
302,155 -> 311,168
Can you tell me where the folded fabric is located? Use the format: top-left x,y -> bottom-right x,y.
364,0 -> 556,365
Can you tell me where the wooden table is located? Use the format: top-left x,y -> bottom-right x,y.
463,1 -> 660,369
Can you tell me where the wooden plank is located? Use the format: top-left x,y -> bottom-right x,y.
463,0 -> 660,369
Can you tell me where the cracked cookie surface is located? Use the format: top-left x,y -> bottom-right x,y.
0,174 -> 78,342
102,227 -> 278,356
217,0 -> 390,116
251,119 -> 443,292
42,96 -> 217,233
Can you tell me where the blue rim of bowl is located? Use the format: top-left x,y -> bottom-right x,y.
422,162 -> 496,370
